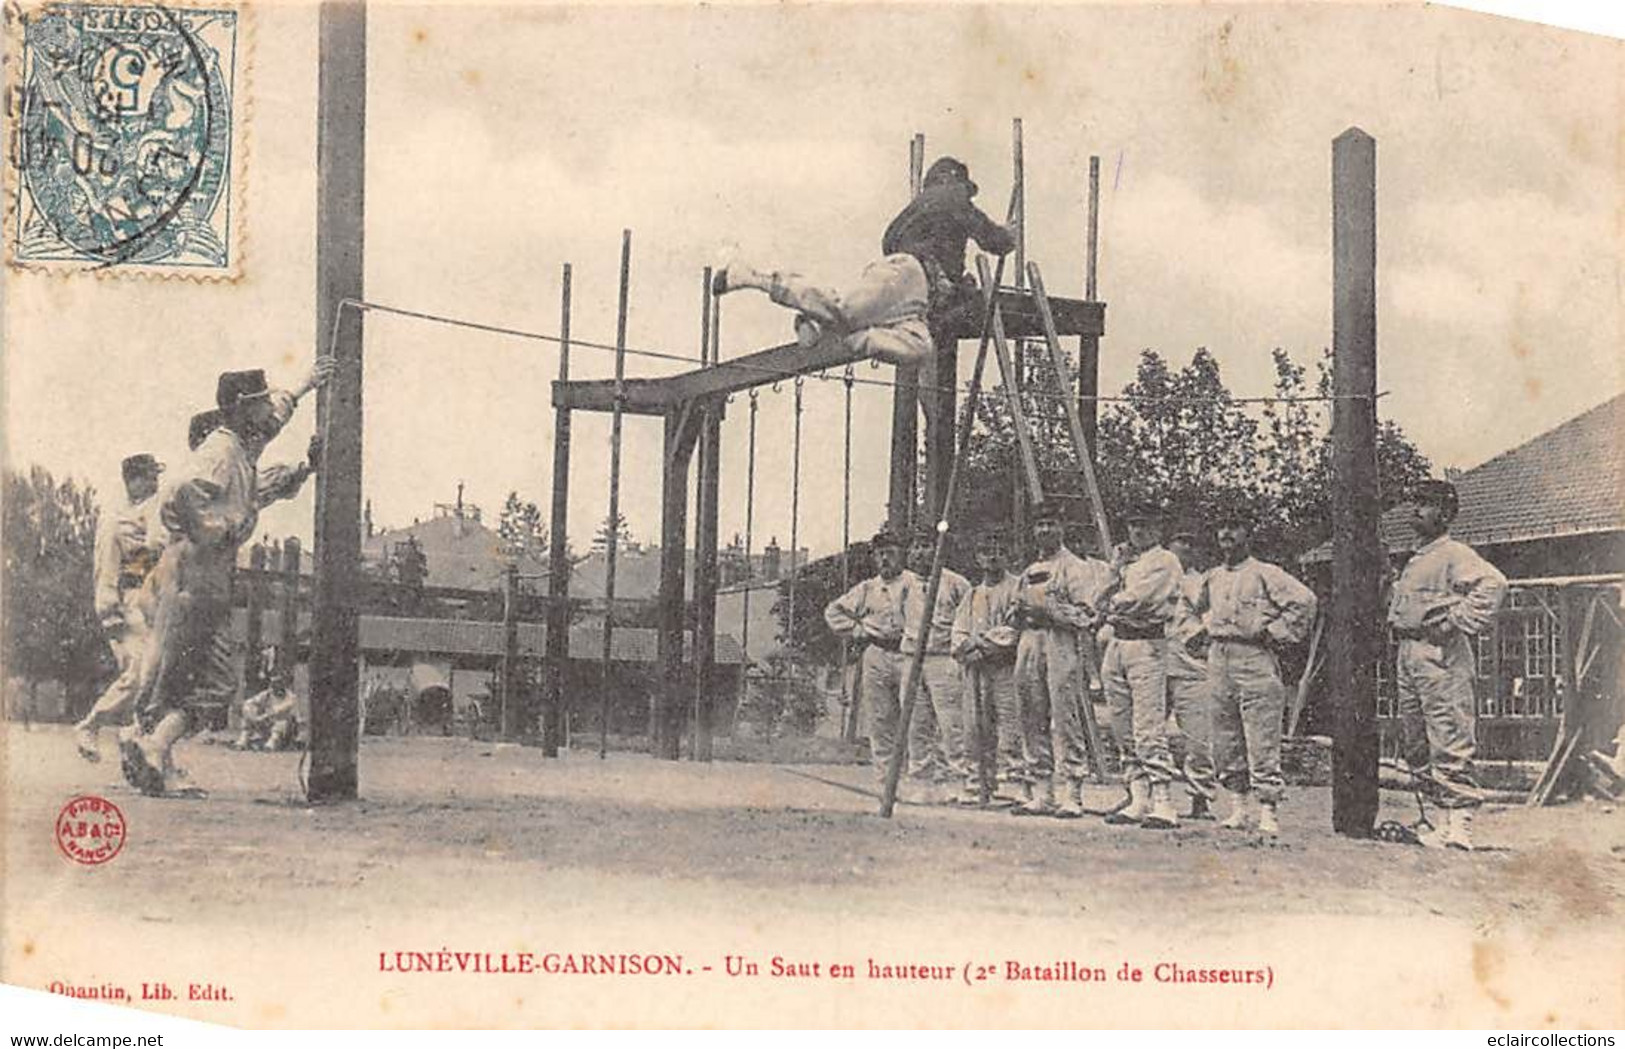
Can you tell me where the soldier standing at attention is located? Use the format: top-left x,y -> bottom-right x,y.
1164,527 -> 1220,819
1192,512 -> 1318,838
902,527 -> 973,804
952,528 -> 1026,805
1014,503 -> 1114,819
825,530 -> 932,801
1386,480 -> 1507,851
1099,505 -> 1184,829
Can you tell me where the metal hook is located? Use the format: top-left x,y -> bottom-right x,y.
795,375 -> 805,389
772,381 -> 782,394
869,358 -> 881,370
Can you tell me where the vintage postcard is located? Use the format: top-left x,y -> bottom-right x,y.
2,0 -> 1621,1032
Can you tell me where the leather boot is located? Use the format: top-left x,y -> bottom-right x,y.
1015,778 -> 1056,817
1141,781 -> 1179,829
1219,789 -> 1251,830
1446,808 -> 1474,852
1054,780 -> 1084,819
1256,799 -> 1280,837
1105,778 -> 1149,825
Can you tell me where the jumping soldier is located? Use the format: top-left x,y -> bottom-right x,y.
1386,479 -> 1507,851
1013,502 -> 1115,818
1099,504 -> 1183,829
1190,511 -> 1318,837
711,157 -> 1015,425
1164,526 -> 1220,819
120,359 -> 334,796
952,528 -> 1026,805
825,529 -> 934,801
73,453 -> 165,763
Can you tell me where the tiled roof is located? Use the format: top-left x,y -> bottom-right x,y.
1304,394 -> 1624,562
361,514 -> 548,591
234,610 -> 744,664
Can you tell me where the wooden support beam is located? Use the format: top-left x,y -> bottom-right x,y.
1330,127 -> 1381,838
890,134 -> 925,532
244,543 -> 267,693
499,562 -> 521,739
307,0 -> 365,803
657,406 -> 693,761
543,263 -> 572,757
1078,155 -> 1102,473
693,285 -> 722,763
280,537 -> 301,665
598,230 -> 632,759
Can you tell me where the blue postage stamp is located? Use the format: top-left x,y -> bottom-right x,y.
5,2 -> 243,277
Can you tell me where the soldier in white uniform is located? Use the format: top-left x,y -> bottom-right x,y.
952,529 -> 1025,805
825,529 -> 935,800
1100,505 -> 1184,829
1191,512 -> 1318,837
121,360 -> 332,795
902,528 -> 973,803
1164,527 -> 1219,819
73,454 -> 165,762
1385,480 -> 1507,851
1014,503 -> 1115,818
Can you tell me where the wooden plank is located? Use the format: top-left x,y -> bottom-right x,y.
976,256 -> 1043,504
551,295 -> 1104,415
1329,127 -> 1382,837
1027,264 -> 1113,553
307,0 -> 366,802
1289,614 -> 1326,737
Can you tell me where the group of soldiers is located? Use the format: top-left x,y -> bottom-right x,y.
826,478 -> 1508,849
72,356 -> 334,795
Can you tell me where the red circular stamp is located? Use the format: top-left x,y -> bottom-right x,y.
55,795 -> 126,866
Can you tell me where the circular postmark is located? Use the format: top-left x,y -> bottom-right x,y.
55,795 -> 127,865
12,3 -> 232,267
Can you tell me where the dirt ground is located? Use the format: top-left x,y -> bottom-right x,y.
4,725 -> 1622,1029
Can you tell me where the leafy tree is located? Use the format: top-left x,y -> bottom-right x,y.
2,466 -> 111,716
498,490 -> 548,557
591,511 -> 635,555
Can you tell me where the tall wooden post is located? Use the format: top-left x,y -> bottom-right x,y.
657,407 -> 693,761
1331,127 -> 1381,837
544,263 -> 572,757
693,282 -> 722,762
307,0 -> 365,801
244,543 -> 267,693
1078,155 -> 1101,470
500,562 -> 520,740
888,133 -> 924,531
599,232 -> 631,759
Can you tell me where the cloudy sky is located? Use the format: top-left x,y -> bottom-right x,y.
5,1 -> 1620,560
